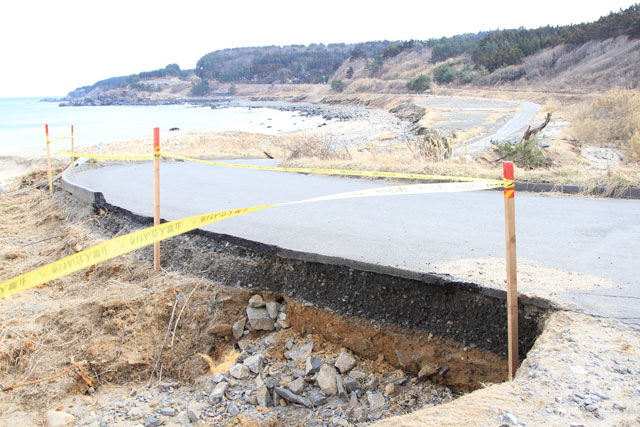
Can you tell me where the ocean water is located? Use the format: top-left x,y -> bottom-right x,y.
0,98 -> 326,153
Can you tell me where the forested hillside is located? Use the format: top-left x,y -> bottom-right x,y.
194,42 -> 393,84
66,4 -> 640,97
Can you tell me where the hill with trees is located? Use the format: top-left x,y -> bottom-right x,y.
66,4 -> 640,99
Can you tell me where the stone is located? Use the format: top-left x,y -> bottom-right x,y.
45,410 -> 75,427
275,386 -> 312,408
206,323 -> 232,336
367,392 -> 385,410
344,379 -> 360,393
288,377 -> 305,394
143,416 -> 164,427
317,364 -> 338,396
245,392 -> 258,406
336,374 -> 348,400
186,406 -> 199,423
232,318 -> 246,340
248,294 -> 265,307
229,364 -> 251,379
305,357 -> 323,376
309,390 -> 328,407
285,338 -> 295,350
288,341 -> 313,361
246,307 -> 275,331
335,352 -> 357,374
209,382 -> 229,402
276,312 -> 290,329
502,412 -> 518,424
265,377 -> 280,389
266,301 -> 280,319
365,376 -> 379,391
256,387 -> 273,407
569,365 -> 587,375
585,404 -> 598,412
158,407 -> 175,417
384,383 -> 395,397
227,402 -> 240,417
212,373 -> 226,383
243,354 -> 263,374
418,363 -> 438,379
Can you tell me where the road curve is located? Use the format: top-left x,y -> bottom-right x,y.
460,101 -> 540,157
65,160 -> 640,326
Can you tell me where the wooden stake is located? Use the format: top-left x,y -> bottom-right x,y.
153,127 -> 161,271
71,125 -> 75,167
45,124 -> 52,194
503,162 -> 518,380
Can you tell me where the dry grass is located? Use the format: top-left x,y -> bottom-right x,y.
0,179 -> 248,411
281,139 -> 640,192
570,88 -> 640,161
91,130 -> 306,160
288,134 -> 352,161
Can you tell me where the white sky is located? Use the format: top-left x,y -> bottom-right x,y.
0,0 -> 635,97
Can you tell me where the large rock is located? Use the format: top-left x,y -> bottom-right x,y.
309,390 -> 328,407
248,294 -> 265,308
209,382 -> 228,402
246,307 -> 275,331
275,386 -> 312,408
287,341 -> 313,361
418,363 -> 438,379
305,357 -> 323,376
45,410 -> 75,427
243,354 -> 263,374
367,391 -> 386,410
232,318 -> 246,340
266,301 -> 280,319
316,364 -> 338,396
287,377 -> 305,394
256,387 -> 273,407
229,364 -> 251,379
206,323 -> 232,336
335,352 -> 356,374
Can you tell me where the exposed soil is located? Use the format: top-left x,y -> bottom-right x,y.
0,174 -> 551,426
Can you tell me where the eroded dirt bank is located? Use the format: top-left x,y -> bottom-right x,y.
2,183 -> 639,426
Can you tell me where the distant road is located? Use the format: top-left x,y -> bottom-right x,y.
66,160 -> 640,326
460,101 -> 540,157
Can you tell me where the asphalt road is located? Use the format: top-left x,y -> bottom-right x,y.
459,101 -> 540,157
66,160 -> 640,326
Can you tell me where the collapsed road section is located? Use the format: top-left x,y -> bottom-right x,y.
91,189 -> 554,393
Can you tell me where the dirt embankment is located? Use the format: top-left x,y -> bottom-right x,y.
2,172 -> 639,426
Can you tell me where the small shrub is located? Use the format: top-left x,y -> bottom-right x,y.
406,74 -> 431,92
571,88 -> 640,161
405,129 -> 455,162
492,139 -> 547,169
433,63 -> 457,84
288,136 -> 352,161
191,79 -> 210,96
331,80 -> 346,92
346,66 -> 354,79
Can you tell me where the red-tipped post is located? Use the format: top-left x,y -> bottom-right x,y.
45,124 -> 53,194
153,128 -> 160,271
503,162 -> 518,380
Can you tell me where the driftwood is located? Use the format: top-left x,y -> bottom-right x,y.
521,112 -> 551,142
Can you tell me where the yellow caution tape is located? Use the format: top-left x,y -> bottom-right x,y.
54,149 -> 510,187
0,205 -> 274,299
159,152 -> 507,187
0,181 -> 498,299
52,136 -> 73,141
54,149 -> 154,161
